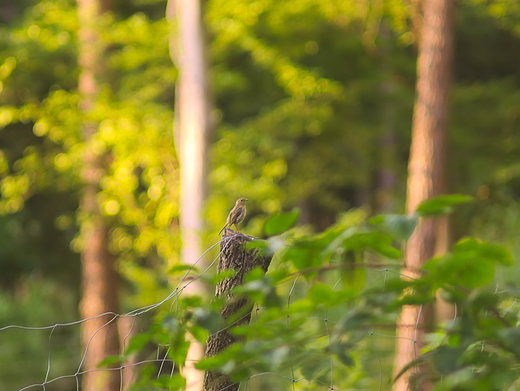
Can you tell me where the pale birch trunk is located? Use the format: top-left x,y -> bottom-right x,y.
167,1 -> 211,390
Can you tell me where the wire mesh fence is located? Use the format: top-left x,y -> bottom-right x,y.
1,235 -> 518,391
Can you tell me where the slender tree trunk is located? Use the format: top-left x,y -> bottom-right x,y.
119,317 -> 138,389
393,0 -> 454,390
167,1 -> 211,390
77,0 -> 120,390
434,216 -> 454,322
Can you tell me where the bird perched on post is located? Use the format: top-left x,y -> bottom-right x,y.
219,198 -> 248,234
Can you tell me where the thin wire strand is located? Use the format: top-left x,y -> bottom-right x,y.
44,325 -> 57,387
286,274 -> 299,390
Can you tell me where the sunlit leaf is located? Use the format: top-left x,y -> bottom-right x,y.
416,194 -> 473,216
478,242 -> 514,266
340,255 -> 366,295
212,269 -> 237,284
308,283 -> 332,304
124,333 -> 151,356
168,264 -> 199,275
96,355 -> 124,368
154,374 -> 186,389
264,209 -> 300,236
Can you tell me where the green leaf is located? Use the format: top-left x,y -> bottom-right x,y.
283,238 -> 325,272
329,341 -> 355,367
192,308 -> 225,334
124,333 -> 151,355
168,264 -> 198,275
190,324 -> 209,343
425,238 -> 509,288
374,243 -> 402,259
425,251 -> 494,289
168,332 -> 190,364
439,287 -> 467,304
244,238 -> 278,256
431,346 -> 464,375
212,269 -> 237,284
244,267 -> 266,283
243,239 -> 269,252
416,194 -> 473,216
96,355 -> 124,368
370,214 -> 418,241
307,283 -> 350,308
287,298 -> 316,314
384,277 -> 412,292
235,280 -> 266,302
154,374 -> 186,389
263,286 -> 282,307
498,328 -> 520,356
162,314 -> 179,334
467,288 -> 499,310
343,232 -> 402,259
301,352 -> 330,380
335,308 -> 372,331
180,295 -> 203,309
340,261 -> 366,296
264,209 -> 300,236
308,283 -> 332,304
458,260 -> 494,288
267,346 -> 290,371
196,344 -> 242,370
478,242 -> 514,266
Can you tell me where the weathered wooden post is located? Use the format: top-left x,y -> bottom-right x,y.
203,229 -> 272,391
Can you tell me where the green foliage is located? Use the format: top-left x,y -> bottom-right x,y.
0,0 -> 520,389
193,308 -> 225,334
423,238 -> 514,288
0,2 -> 178,388
0,278 -> 79,390
416,194 -> 475,216
263,208 -> 299,236
164,202 -> 519,390
207,0 -> 416,229
0,0 -> 178,308
370,213 -> 418,241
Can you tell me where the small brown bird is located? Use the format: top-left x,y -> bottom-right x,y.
219,198 -> 248,234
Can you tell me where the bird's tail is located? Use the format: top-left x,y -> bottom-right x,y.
218,224 -> 228,235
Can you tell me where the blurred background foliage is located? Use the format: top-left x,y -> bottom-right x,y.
0,0 -> 519,389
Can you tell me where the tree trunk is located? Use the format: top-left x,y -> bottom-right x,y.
77,0 -> 120,390
393,0 -> 454,390
168,0 -> 211,271
167,1 -> 211,389
119,317 -> 138,389
204,230 -> 273,391
434,216 -> 455,323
